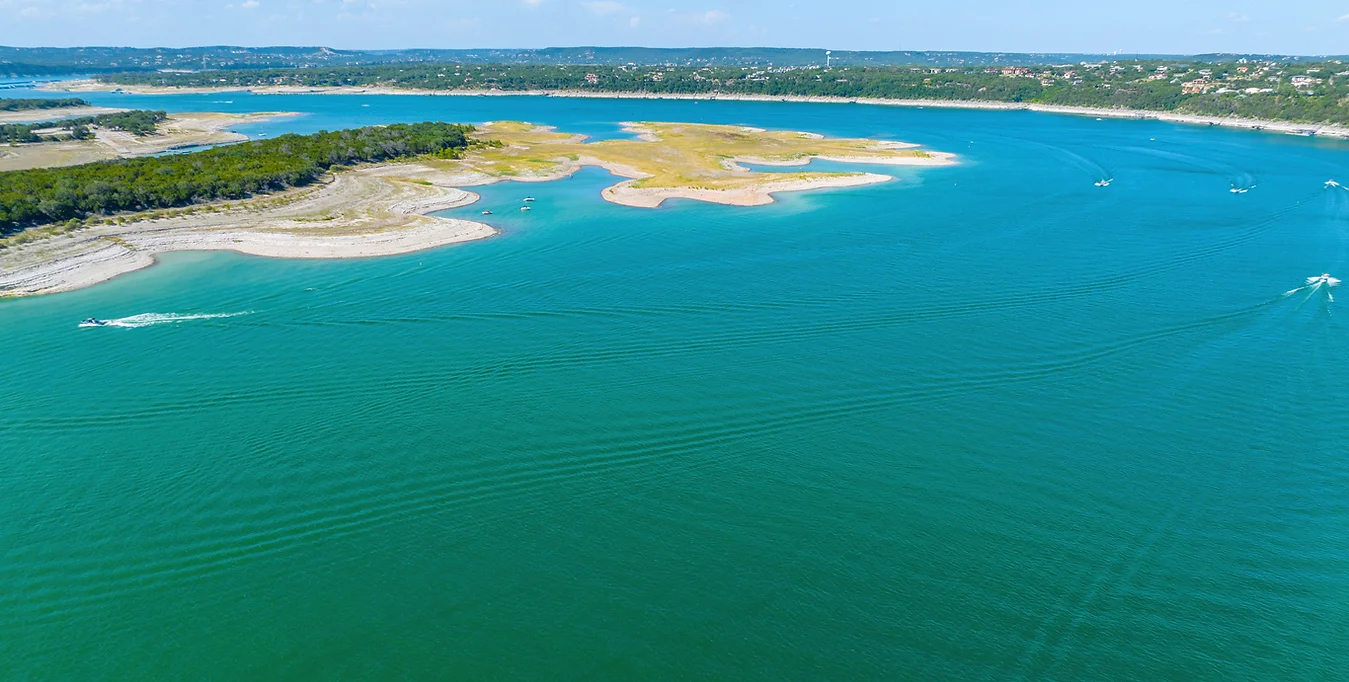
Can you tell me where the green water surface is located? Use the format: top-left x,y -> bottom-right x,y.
2,93 -> 1348,679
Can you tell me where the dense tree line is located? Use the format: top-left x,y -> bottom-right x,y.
0,97 -> 90,111
0,121 -> 473,233
99,61 -> 1349,126
0,110 -> 168,144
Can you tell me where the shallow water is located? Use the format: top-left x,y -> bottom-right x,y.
3,93 -> 1349,679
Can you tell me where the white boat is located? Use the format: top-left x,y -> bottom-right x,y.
481,210 -> 492,215
1230,187 -> 1249,194
79,317 -> 108,327
1307,273 -> 1341,286
520,206 -> 531,212
1094,179 -> 1112,187
1327,180 -> 1341,188
523,197 -> 536,202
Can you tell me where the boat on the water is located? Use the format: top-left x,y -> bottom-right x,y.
1327,180 -> 1342,188
1308,273 -> 1341,286
481,210 -> 493,215
79,318 -> 108,327
523,197 -> 536,202
520,206 -> 531,212
1094,179 -> 1112,187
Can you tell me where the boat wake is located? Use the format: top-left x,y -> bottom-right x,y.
78,312 -> 253,328
1283,275 -> 1340,303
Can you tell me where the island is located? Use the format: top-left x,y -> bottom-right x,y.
0,120 -> 951,297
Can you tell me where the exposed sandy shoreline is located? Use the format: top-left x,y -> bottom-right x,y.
600,172 -> 894,208
47,79 -> 1349,139
0,105 -> 128,124
0,163 -> 495,297
2,117 -> 952,298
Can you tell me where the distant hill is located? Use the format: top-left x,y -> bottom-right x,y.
6,45 -> 1348,74
6,46 -> 1349,74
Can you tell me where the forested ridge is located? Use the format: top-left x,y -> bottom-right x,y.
0,110 -> 167,144
99,59 -> 1349,126
0,121 -> 473,233
0,97 -> 90,111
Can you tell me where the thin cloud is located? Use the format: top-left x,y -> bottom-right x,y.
699,9 -> 727,24
581,0 -> 625,15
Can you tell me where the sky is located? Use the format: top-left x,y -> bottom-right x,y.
4,0 -> 1349,55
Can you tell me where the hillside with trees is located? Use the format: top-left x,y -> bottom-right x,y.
0,121 -> 474,232
0,110 -> 167,144
98,59 -> 1349,126
0,97 -> 90,111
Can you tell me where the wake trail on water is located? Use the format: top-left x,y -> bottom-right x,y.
1014,137 -> 1114,186
79,312 -> 253,328
1114,144 -> 1259,193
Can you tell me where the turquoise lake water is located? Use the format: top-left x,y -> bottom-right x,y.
3,92 -> 1349,679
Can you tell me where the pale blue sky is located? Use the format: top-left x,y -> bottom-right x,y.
3,0 -> 1349,55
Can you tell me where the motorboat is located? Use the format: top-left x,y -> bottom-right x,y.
523,197 -> 536,202
1094,179 -> 1112,187
79,317 -> 108,327
520,206 -> 531,211
1307,273 -> 1341,286
1230,187 -> 1250,194
1327,180 -> 1341,188
481,209 -> 493,215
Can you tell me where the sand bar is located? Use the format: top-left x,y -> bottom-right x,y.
0,105 -> 129,124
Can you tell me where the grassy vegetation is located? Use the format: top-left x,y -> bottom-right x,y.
0,121 -> 473,233
458,121 -> 932,191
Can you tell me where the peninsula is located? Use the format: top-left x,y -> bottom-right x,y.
0,120 -> 951,297
0,109 -> 292,171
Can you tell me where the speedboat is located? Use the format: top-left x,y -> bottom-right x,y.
1230,187 -> 1249,194
520,206 -> 531,211
481,209 -> 492,215
79,317 -> 108,327
1094,179 -> 1112,187
523,197 -> 536,202
1327,180 -> 1341,188
1307,273 -> 1341,286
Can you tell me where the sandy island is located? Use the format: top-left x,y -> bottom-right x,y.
451,120 -> 953,208
0,105 -> 130,124
46,78 -> 1349,140
1,120 -> 952,297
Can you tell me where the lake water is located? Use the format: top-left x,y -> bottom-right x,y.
2,91 -> 1348,679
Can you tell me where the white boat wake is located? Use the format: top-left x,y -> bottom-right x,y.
78,312 -> 253,328
1284,274 -> 1340,303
